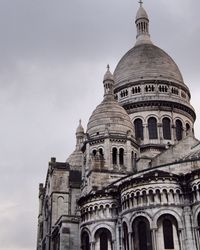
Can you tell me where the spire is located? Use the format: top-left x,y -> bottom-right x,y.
103,65 -> 114,100
75,119 -> 84,150
135,2 -> 152,46
139,0 -> 143,7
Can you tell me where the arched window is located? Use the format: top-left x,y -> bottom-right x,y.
148,117 -> 158,139
92,149 -> 97,156
134,119 -> 144,140
81,231 -> 90,250
119,148 -> 124,165
163,219 -> 174,249
186,123 -> 190,135
176,119 -> 183,141
132,216 -> 152,250
123,222 -> 129,250
112,148 -> 117,165
95,228 -> 112,250
99,148 -> 103,156
157,215 -> 180,250
162,118 -> 171,140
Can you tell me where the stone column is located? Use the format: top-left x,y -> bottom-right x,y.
183,206 -> 196,249
111,240 -> 115,250
143,124 -> 148,144
194,228 -> 200,250
90,241 -> 95,250
179,229 -> 186,250
126,140 -> 132,172
128,232 -> 132,250
168,191 -> 174,204
151,229 -> 157,250
104,138 -> 110,169
157,123 -> 162,143
172,123 -> 176,142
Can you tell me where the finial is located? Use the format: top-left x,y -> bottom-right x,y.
107,64 -> 110,71
138,0 -> 143,7
79,119 -> 82,125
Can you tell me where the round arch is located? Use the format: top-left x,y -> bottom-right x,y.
193,206 -> 200,227
131,116 -> 145,123
130,211 -> 153,229
160,114 -> 172,122
91,223 -> 115,242
80,227 -> 91,250
145,114 -> 159,123
122,216 -> 132,233
152,209 -> 183,229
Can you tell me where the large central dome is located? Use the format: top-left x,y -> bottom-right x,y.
114,43 -> 185,88
112,4 -> 196,157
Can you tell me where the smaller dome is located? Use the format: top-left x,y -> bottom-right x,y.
103,64 -> 114,82
136,6 -> 149,20
87,99 -> 134,138
87,67 -> 134,139
87,67 -> 134,138
67,150 -> 82,168
76,119 -> 84,134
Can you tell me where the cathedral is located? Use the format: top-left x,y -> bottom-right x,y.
36,3 -> 200,250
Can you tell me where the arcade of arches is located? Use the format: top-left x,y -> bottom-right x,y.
133,117 -> 191,142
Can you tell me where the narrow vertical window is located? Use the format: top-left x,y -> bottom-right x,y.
162,118 -> 171,140
131,151 -> 134,170
198,213 -> 200,228
134,118 -> 143,140
119,148 -> 124,165
148,117 -> 158,139
197,213 -> 200,239
163,219 -> 174,249
176,119 -> 183,141
112,148 -> 117,165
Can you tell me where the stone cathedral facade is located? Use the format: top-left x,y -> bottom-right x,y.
36,4 -> 200,250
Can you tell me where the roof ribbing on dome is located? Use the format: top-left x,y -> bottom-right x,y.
114,43 -> 185,87
114,3 -> 186,88
87,67 -> 134,138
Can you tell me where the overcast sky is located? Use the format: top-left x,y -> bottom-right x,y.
0,1 -> 199,250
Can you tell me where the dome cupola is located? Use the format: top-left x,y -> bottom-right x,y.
135,0 -> 152,46
76,119 -> 84,135
87,66 -> 134,139
66,120 -> 85,169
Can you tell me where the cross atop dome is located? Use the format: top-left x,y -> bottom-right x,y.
138,0 -> 143,7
